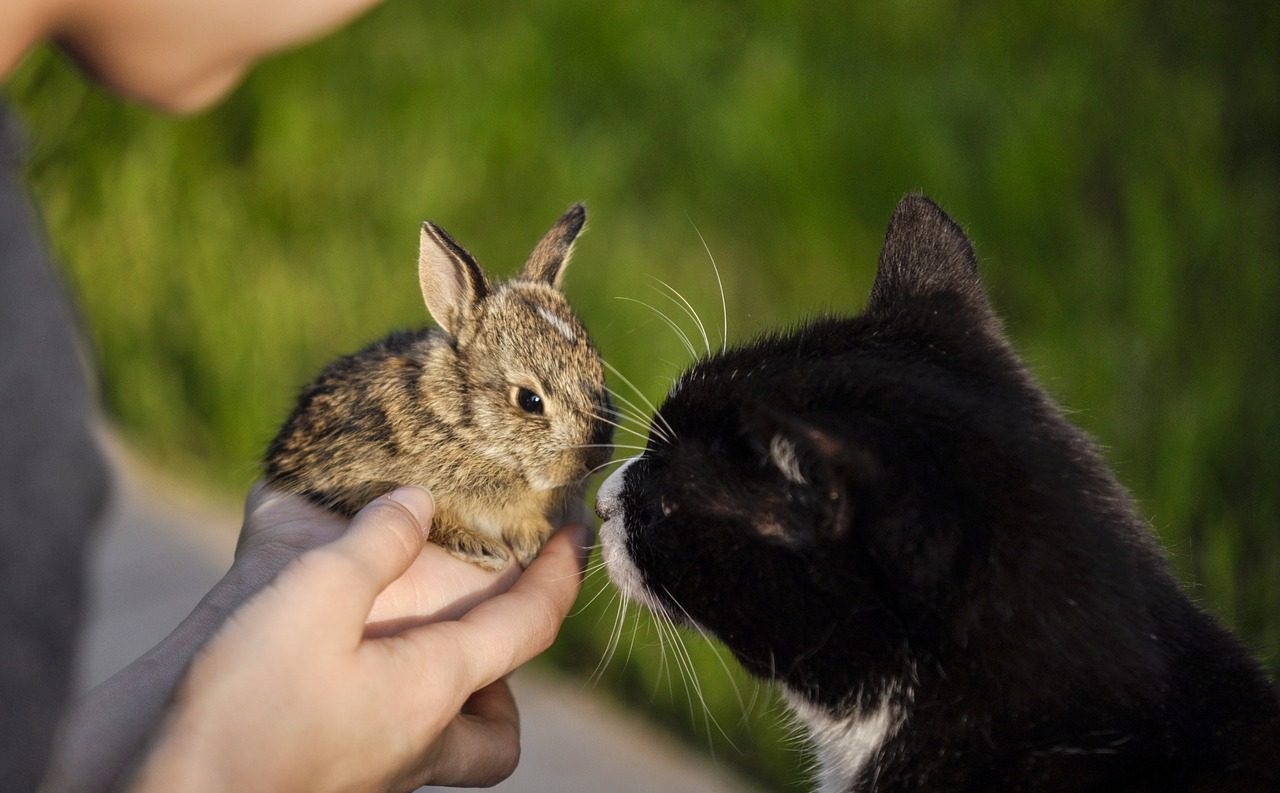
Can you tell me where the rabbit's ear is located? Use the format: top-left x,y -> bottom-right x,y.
419,221 -> 490,336
521,203 -> 586,289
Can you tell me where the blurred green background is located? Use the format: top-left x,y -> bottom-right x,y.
7,1 -> 1277,789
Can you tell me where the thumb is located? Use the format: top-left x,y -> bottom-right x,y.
320,486 -> 435,623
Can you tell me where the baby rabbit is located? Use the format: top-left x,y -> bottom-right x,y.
265,204 -> 613,569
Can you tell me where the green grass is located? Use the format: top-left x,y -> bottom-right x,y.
7,1 -> 1277,788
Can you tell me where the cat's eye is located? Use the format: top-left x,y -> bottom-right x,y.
516,387 -> 545,415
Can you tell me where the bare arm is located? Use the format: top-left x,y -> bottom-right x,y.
38,558 -> 288,793
2,0 -> 385,112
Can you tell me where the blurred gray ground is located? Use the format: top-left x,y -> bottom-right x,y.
76,437 -> 759,793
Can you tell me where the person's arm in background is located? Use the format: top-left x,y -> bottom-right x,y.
2,0 -> 385,111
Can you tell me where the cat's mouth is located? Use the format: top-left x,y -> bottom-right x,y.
594,458 -> 666,611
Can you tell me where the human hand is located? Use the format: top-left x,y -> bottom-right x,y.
236,482 -> 525,633
364,495 -> 591,631
129,487 -> 590,792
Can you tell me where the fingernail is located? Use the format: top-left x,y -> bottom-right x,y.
387,486 -> 435,537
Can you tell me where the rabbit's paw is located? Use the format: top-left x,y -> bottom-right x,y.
432,523 -> 511,571
504,518 -> 555,569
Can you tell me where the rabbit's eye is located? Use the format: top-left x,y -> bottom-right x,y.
516,387 -> 545,415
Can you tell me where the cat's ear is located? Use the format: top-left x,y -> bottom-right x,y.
521,203 -> 586,289
741,406 -> 875,542
867,194 -> 991,317
420,220 -> 490,336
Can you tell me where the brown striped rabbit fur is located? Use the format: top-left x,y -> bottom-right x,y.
265,204 -> 613,569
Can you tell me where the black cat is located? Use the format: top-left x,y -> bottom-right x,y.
595,196 -> 1280,792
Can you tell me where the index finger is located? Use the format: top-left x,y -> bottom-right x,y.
411,524 -> 589,690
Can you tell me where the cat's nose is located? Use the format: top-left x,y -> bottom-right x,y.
594,497 -> 614,522
594,490 -> 618,522
594,458 -> 634,522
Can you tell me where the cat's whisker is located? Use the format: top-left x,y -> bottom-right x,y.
589,586 -> 620,632
638,608 -> 671,702
603,360 -> 678,442
578,455 -> 634,484
606,402 -> 647,431
649,277 -> 711,358
687,217 -> 728,353
648,611 -> 672,701
648,600 -> 726,756
590,454 -> 636,474
571,567 -> 617,616
677,637 -> 727,759
653,603 -> 700,735
588,401 -> 650,439
623,603 -> 642,669
664,586 -> 750,725
563,442 -> 650,453
615,296 -> 699,360
613,410 -> 667,448
659,589 -> 740,753
585,409 -> 652,445
563,564 -> 606,589
597,597 -> 630,685
743,675 -> 763,729
586,588 -> 624,687
602,361 -> 666,423
603,380 -> 673,445
601,386 -> 647,423
577,552 -> 613,578
604,397 -> 661,443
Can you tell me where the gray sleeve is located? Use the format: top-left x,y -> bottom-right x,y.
0,102 -> 110,792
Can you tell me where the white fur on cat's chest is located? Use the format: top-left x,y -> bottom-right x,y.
785,690 -> 899,793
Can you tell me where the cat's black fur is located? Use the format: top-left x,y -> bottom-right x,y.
595,196 -> 1279,792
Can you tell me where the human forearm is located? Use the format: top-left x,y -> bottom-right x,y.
39,554 -> 290,793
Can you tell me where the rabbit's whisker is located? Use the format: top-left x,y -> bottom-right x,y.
650,277 -> 711,358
